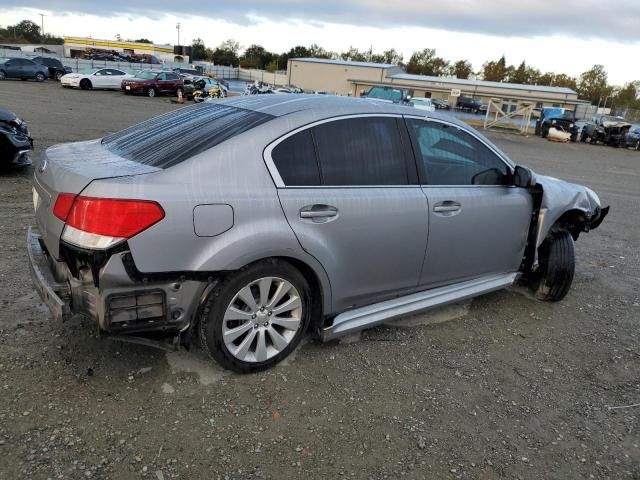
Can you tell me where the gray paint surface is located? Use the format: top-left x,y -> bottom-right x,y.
32,94 -> 605,321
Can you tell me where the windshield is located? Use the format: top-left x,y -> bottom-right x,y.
0,58 -> 10,63
135,71 -> 157,79
79,68 -> 99,75
367,87 -> 404,102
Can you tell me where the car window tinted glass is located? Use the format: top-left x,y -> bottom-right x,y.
103,104 -> 275,169
407,118 -> 509,186
272,130 -> 320,186
313,117 -> 408,185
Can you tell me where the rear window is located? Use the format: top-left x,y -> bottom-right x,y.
102,103 -> 274,168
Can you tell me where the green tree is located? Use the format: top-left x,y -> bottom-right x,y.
211,39 -> 241,67
340,46 -> 368,62
133,38 -> 152,44
509,61 -> 528,84
240,44 -> 275,70
191,38 -> 208,61
551,73 -> 577,90
577,65 -> 613,105
406,48 -> 449,76
613,81 -> 640,109
451,60 -> 473,79
482,55 -> 506,82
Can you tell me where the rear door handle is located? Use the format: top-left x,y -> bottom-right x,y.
433,201 -> 462,214
300,205 -> 338,219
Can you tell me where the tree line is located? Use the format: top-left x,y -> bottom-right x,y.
193,39 -> 639,110
0,20 -> 63,45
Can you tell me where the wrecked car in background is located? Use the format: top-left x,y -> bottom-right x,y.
535,108 -> 578,142
0,108 -> 32,169
27,96 -> 609,373
581,115 -> 632,147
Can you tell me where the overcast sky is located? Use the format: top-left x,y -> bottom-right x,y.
1,1 -> 639,85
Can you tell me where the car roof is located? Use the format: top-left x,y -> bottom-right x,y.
222,94 -> 464,125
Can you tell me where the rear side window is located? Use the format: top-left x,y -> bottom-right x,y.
313,117 -> 409,185
103,104 -> 274,168
272,130 -> 320,186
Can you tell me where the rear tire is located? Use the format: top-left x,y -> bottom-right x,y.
0,71 -> 5,80
55,71 -> 63,81
199,259 -> 312,373
35,72 -> 46,82
529,230 -> 575,302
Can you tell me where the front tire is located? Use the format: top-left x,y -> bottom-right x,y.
529,230 -> 575,302
35,72 -> 46,82
199,259 -> 312,373
55,71 -> 63,81
79,79 -> 92,90
0,71 -> 5,80
147,87 -> 156,97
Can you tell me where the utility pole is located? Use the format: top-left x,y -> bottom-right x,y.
176,22 -> 181,46
39,13 -> 46,37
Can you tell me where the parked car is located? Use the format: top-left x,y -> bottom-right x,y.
61,68 -> 135,90
0,57 -> 48,81
28,96 -> 609,373
535,108 -> 578,142
32,56 -> 72,81
431,98 -> 450,110
365,86 -> 410,104
410,97 -> 435,112
456,96 -> 487,114
623,124 -> 640,150
0,108 -> 32,169
121,70 -> 184,97
581,115 -> 632,147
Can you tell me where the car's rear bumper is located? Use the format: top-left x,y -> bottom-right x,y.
27,226 -> 204,335
27,226 -> 72,322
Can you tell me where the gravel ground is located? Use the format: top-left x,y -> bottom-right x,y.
0,81 -> 638,480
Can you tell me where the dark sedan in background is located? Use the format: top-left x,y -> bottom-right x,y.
0,57 -> 48,81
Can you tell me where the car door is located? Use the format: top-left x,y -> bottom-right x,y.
269,115 -> 429,312
92,69 -> 109,88
404,117 -> 533,288
106,69 -> 126,88
7,59 -> 25,78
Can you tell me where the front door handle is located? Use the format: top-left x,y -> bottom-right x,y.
433,201 -> 462,215
300,205 -> 338,219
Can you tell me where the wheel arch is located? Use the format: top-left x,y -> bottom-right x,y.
191,254 -> 331,334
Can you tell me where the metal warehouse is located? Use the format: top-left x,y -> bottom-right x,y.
288,57 -> 582,112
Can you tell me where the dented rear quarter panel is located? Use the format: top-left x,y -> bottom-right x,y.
80,123 -> 334,313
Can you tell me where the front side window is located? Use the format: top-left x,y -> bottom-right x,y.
406,118 -> 510,186
313,117 -> 409,186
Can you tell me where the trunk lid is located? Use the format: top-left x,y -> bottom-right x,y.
33,139 -> 160,259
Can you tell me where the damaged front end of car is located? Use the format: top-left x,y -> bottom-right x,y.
0,108 -> 33,169
521,173 -> 610,273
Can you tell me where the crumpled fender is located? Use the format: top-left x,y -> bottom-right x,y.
533,173 -> 608,249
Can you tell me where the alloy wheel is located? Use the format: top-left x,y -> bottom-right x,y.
222,277 -> 302,363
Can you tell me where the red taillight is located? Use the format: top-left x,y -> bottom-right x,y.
66,196 -> 165,238
55,193 -> 165,239
53,193 -> 77,221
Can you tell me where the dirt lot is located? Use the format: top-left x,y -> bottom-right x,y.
0,80 -> 638,480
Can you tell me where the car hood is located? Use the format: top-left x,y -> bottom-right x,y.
534,173 -> 603,247
602,119 -> 631,129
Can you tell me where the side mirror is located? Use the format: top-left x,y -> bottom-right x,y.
513,165 -> 534,188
